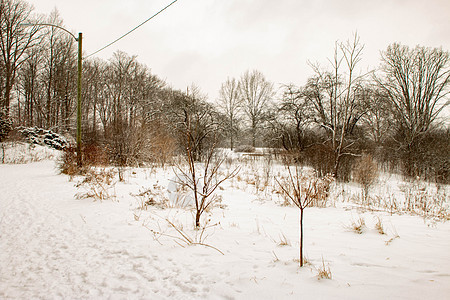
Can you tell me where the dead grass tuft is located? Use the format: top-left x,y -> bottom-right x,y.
316,257 -> 332,280
374,216 -> 385,235
75,168 -> 117,201
345,216 -> 366,234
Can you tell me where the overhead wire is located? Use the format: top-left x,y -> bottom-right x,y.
84,0 -> 178,59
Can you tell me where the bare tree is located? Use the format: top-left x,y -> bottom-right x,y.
81,58 -> 103,138
276,166 -> 332,267
239,70 -> 274,147
359,85 -> 393,144
175,115 -> 239,228
39,9 -> 77,132
217,77 -> 242,150
276,84 -> 312,151
169,85 -> 221,161
376,43 -> 450,146
17,43 -> 43,126
0,0 -> 41,115
306,33 -> 366,178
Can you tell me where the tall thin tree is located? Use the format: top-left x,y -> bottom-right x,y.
0,0 -> 40,115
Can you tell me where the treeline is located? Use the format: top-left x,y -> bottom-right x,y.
0,0 -> 449,183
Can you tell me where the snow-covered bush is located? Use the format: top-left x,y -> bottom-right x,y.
18,126 -> 68,150
0,109 -> 12,142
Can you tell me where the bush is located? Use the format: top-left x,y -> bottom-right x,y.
379,128 -> 449,184
17,126 -> 68,150
352,154 -> 378,203
58,143 -> 109,176
0,109 -> 12,142
234,145 -> 255,153
83,143 -> 108,166
58,147 -> 79,176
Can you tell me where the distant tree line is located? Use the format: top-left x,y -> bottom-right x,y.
1,0 -> 449,183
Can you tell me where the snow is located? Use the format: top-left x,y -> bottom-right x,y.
1,149 -> 449,299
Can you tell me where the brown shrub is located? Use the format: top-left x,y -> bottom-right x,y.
83,143 -> 108,166
58,147 -> 80,176
352,154 -> 378,203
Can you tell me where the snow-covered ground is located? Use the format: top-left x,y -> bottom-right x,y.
1,147 -> 449,299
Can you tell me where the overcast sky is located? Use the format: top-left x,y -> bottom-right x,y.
27,0 -> 450,100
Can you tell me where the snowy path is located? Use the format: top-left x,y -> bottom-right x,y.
0,161 -> 212,299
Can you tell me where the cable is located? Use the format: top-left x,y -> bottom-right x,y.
84,0 -> 178,59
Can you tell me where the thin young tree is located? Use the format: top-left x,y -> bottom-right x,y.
276,165 -> 332,267
175,115 -> 239,228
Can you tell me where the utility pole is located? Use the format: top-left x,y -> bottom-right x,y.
76,32 -> 82,167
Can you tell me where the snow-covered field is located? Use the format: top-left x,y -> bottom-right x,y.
1,146 -> 449,299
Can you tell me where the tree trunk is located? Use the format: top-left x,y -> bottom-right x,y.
3,73 -> 12,115
230,134 -> 234,151
195,209 -> 201,228
333,153 -> 340,178
299,208 -> 304,267
252,122 -> 256,148
230,118 -> 234,150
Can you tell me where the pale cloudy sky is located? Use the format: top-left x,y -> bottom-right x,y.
28,0 -> 450,100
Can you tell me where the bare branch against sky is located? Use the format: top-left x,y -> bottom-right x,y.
28,0 -> 450,100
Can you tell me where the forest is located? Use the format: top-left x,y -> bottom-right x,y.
0,0 -> 449,184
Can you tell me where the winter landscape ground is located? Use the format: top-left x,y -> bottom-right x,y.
0,143 -> 449,299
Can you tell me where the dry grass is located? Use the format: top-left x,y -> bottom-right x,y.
385,224 -> 400,245
276,233 -> 291,247
316,257 -> 332,280
293,256 -> 310,266
75,168 -> 117,201
146,215 -> 224,255
352,154 -> 378,204
400,181 -> 449,220
345,216 -> 366,234
131,184 -> 167,210
374,216 -> 385,235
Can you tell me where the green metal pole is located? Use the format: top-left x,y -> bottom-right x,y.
77,32 -> 82,167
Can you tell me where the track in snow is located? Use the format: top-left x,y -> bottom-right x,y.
0,161 -> 209,299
